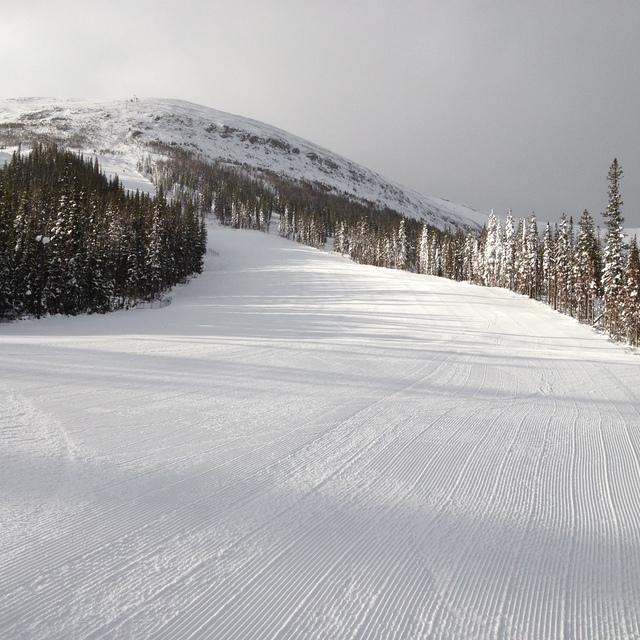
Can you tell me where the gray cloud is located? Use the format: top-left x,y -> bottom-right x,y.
1,0 -> 639,227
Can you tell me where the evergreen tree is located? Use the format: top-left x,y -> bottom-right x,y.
541,222 -> 556,308
555,214 -> 574,315
463,229 -> 478,283
521,214 -> 540,299
573,210 -> 600,323
601,159 -> 626,338
147,192 -> 165,300
334,221 -> 347,255
622,236 -> 640,346
395,219 -> 407,270
513,218 -> 526,295
483,209 -> 502,287
501,209 -> 515,290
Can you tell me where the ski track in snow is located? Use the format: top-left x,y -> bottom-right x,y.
1,223 -> 640,639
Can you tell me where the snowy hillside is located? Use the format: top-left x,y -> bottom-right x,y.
0,97 -> 486,231
1,222 -> 639,638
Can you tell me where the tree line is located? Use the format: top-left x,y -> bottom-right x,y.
0,145 -> 206,319
7,142 -> 633,348
143,143 -> 425,265
139,146 -> 639,347
337,160 -> 640,346
324,160 -> 638,346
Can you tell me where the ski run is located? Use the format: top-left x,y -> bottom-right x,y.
1,222 -> 640,639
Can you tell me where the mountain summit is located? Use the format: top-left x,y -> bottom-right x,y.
0,97 -> 485,232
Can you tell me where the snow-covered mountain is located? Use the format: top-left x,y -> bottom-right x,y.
0,97 -> 486,232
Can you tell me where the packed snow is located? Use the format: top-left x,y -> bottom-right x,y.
0,97 -> 486,231
1,222 -> 639,639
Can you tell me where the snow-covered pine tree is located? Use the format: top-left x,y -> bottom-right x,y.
441,235 -> 454,279
278,205 -> 291,238
48,173 -> 78,314
395,219 -> 407,270
463,229 -> 478,283
513,218 -> 526,295
334,221 -> 347,255
106,204 -> 127,308
147,189 -> 166,300
541,222 -> 556,308
524,214 -> 540,299
482,209 -> 501,287
531,215 -> 542,298
601,159 -> 626,338
382,235 -> 391,268
351,218 -> 370,264
483,209 -> 502,287
11,194 -> 38,316
573,209 -> 600,323
622,235 -> 640,346
0,186 -> 16,317
555,214 -> 574,315
84,198 -> 112,313
418,224 -> 429,273
501,209 -> 515,290
429,232 -> 441,276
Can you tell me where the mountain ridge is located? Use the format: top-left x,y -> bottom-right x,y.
0,97 -> 486,232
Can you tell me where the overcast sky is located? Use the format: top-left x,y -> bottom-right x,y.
2,1 -> 639,227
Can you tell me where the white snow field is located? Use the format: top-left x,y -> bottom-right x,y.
1,223 -> 640,639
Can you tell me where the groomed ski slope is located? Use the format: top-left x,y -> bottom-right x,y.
1,223 -> 640,639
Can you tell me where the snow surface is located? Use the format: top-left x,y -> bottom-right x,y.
0,97 -> 486,231
1,223 -> 640,639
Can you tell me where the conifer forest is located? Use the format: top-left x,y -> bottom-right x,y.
0,145 -> 206,318
1,145 -> 637,348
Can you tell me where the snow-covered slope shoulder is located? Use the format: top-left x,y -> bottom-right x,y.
0,97 -> 486,231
